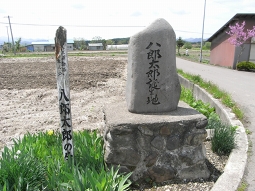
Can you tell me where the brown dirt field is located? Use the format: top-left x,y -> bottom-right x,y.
0,56 -> 127,149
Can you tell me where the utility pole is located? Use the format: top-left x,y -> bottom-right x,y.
4,16 -> 16,55
6,26 -> 10,50
199,0 -> 206,63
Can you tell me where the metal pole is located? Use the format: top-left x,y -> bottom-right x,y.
6,26 -> 10,50
199,0 -> 206,62
6,16 -> 16,55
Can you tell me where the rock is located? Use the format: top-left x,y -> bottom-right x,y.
126,18 -> 181,113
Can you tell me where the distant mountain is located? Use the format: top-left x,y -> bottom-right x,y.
184,38 -> 208,43
21,39 -> 48,46
0,36 -> 48,46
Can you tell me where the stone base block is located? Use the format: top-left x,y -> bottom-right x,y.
103,101 -> 210,182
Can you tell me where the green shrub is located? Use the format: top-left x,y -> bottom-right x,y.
211,120 -> 237,155
237,61 -> 255,71
183,42 -> 192,49
207,113 -> 236,155
202,42 -> 211,50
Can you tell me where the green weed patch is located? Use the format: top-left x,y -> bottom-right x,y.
0,130 -> 131,191
178,69 -> 244,121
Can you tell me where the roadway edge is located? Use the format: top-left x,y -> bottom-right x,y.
179,75 -> 248,191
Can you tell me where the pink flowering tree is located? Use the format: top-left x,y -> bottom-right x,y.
226,21 -> 255,67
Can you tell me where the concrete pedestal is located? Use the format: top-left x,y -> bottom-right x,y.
103,101 -> 210,182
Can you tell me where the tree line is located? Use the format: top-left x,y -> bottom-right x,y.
74,36 -> 211,51
73,37 -> 130,50
2,37 -> 23,53
176,37 -> 211,55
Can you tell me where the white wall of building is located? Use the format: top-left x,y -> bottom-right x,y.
33,45 -> 45,52
67,44 -> 73,51
106,44 -> 128,50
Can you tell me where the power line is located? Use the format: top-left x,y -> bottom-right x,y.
0,21 -> 213,35
175,30 -> 211,35
0,22 -> 146,28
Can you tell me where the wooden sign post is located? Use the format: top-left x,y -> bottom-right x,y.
55,26 -> 74,160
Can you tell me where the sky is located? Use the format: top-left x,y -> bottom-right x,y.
0,0 -> 255,42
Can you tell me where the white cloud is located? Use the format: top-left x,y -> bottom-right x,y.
0,0 -> 254,41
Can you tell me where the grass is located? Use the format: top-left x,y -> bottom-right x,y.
0,130 -> 132,191
180,86 -> 215,118
248,140 -> 253,156
232,106 -> 244,120
246,129 -> 252,135
176,48 -> 211,64
178,69 -> 244,120
237,181 -> 248,191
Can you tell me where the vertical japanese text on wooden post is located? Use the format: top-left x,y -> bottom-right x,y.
55,26 -> 74,160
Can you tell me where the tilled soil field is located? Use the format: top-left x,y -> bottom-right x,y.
0,55 -> 227,191
0,56 -> 127,149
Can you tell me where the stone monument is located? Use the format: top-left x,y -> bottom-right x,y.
103,18 -> 210,183
126,18 -> 181,113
